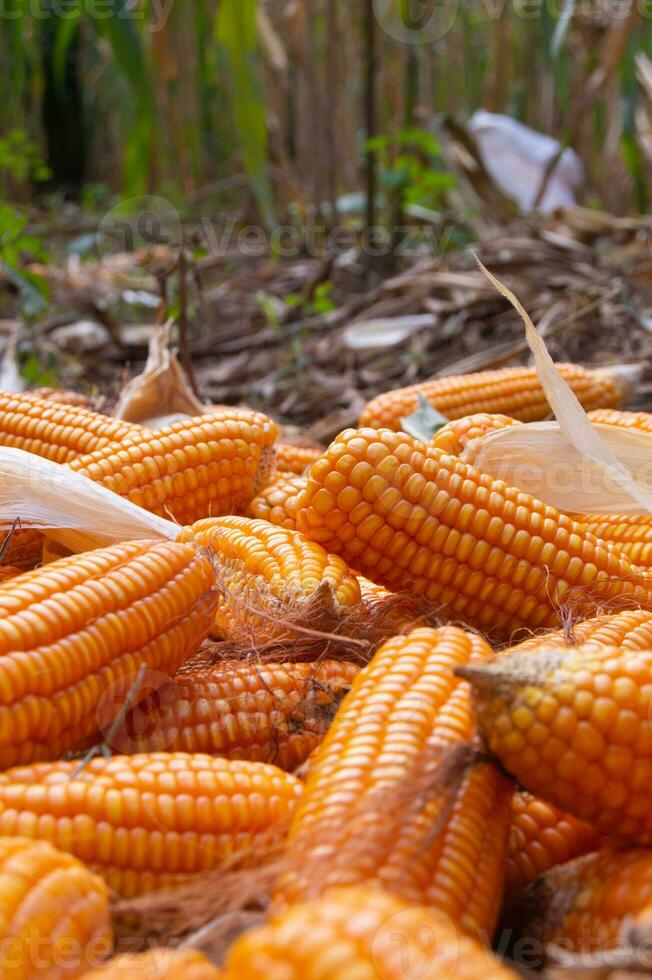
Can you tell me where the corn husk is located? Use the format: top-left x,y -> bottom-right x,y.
0,447 -> 177,552
476,259 -> 652,514
463,420 -> 652,514
113,320 -> 210,427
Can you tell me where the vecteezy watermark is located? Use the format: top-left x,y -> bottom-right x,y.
372,906 -> 463,979
96,195 -> 182,279
373,0 -> 459,44
0,0 -> 175,32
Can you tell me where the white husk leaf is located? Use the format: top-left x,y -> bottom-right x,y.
463,421 -> 652,514
0,448 -> 179,549
113,320 -> 209,427
476,258 -> 652,513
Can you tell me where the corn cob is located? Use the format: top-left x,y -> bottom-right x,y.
360,364 -> 628,431
25,387 -> 94,409
0,528 -> 43,571
296,427 -> 652,641
508,608 -> 652,655
432,413 -> 520,456
510,847 -> 652,953
506,791 -> 603,892
223,885 -> 516,980
460,642 -> 652,844
108,660 -> 358,768
82,949 -> 222,978
248,475 -> 305,531
181,517 -> 361,642
0,391 -> 142,464
277,626 -> 513,938
572,514 -> 652,568
0,539 -> 217,769
0,753 -> 301,898
67,410 -> 277,525
0,836 -> 111,979
275,443 -> 322,475
588,408 -> 652,434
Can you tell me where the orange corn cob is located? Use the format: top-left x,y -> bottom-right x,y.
360,364 -> 627,430
507,608 -> 652,655
571,514 -> 652,568
0,539 -> 217,769
510,847 -> 652,953
588,408 -> 652,434
432,413 -> 520,456
108,659 -> 358,768
0,836 -> 111,978
296,428 -> 652,642
506,791 -> 603,893
248,474 -> 305,530
223,885 -> 516,980
182,517 -> 361,642
83,949 -> 222,979
67,410 -> 278,525
460,642 -> 652,844
25,387 -> 94,408
277,626 -> 513,938
0,391 -> 141,463
0,527 -> 43,571
275,443 -> 322,475
0,753 -> 301,898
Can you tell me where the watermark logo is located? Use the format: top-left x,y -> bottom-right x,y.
96,195 -> 182,279
373,0 -> 458,44
372,906 -> 461,979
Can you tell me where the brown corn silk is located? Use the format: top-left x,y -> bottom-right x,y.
511,847 -> 652,953
276,626 -> 513,939
181,516 -> 362,643
107,659 -> 358,768
360,363 -> 627,430
506,791 -> 602,892
66,409 -> 278,525
82,948 -> 222,978
461,643 -> 652,844
0,753 -> 301,898
223,885 -> 516,979
0,836 -> 111,978
295,427 -> 652,642
0,391 -> 142,463
506,608 -> 652,654
248,474 -> 305,531
0,540 -> 217,768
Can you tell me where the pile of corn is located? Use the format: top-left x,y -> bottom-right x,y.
0,366 -> 651,979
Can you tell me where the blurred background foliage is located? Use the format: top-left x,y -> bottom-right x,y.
2,0 -> 652,223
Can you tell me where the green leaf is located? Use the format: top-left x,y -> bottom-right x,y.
401,394 -> 449,441
215,0 -> 276,230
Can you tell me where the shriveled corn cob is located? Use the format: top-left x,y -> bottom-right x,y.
0,539 -> 217,768
432,412 -> 520,456
223,885 -> 516,980
0,753 -> 301,898
277,626 -> 513,938
506,791 -> 602,892
510,847 -> 652,953
588,408 -> 652,434
0,391 -> 141,463
248,474 -> 305,531
507,608 -> 652,654
67,410 -> 277,525
460,643 -> 652,844
296,428 -> 652,641
360,363 -> 628,430
275,443 -> 322,475
0,836 -> 111,979
0,527 -> 43,570
82,949 -> 222,979
181,517 -> 361,642
109,659 -> 358,768
572,514 -> 652,568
